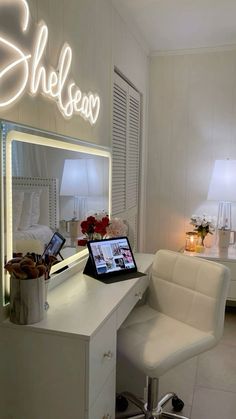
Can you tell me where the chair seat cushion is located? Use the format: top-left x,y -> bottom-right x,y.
118,304 -> 216,377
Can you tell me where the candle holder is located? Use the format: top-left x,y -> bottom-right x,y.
185,232 -> 198,252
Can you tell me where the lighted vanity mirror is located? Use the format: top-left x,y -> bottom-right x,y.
1,121 -> 111,304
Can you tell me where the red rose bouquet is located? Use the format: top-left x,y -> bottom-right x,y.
80,214 -> 110,241
78,213 -> 127,246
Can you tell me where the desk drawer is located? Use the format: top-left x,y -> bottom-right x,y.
116,275 -> 149,329
88,369 -> 116,419
89,312 -> 116,406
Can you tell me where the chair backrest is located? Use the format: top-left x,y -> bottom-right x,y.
148,250 -> 230,340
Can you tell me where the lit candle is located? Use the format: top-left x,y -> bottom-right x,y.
185,232 -> 198,252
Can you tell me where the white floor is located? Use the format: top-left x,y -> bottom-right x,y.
116,309 -> 236,419
190,309 -> 236,419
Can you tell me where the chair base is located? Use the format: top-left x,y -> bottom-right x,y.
116,377 -> 189,419
161,413 -> 189,419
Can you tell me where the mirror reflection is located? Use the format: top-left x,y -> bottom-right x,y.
2,123 -> 111,304
11,141 -> 110,255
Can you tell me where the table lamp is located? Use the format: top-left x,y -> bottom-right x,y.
60,159 -> 89,245
60,158 -> 105,246
207,159 -> 236,249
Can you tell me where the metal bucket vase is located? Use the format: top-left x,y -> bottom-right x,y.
10,275 -> 45,325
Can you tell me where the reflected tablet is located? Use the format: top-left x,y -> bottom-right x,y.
85,236 -> 145,282
43,232 -> 66,258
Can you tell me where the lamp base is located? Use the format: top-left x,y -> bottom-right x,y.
218,229 -> 231,249
67,220 -> 81,247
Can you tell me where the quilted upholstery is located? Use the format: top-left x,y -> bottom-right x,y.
118,250 -> 230,377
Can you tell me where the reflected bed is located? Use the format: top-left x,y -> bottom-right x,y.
12,176 -> 59,252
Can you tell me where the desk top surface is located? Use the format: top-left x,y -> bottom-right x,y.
184,245 -> 236,262
3,253 -> 154,340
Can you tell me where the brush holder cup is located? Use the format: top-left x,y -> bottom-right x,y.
10,275 -> 45,325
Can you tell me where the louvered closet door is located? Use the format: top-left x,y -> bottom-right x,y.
112,75 -> 127,215
112,72 -> 141,249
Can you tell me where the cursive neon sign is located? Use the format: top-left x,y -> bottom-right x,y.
0,0 -> 100,124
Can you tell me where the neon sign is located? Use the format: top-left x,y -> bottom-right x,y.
0,0 -> 100,124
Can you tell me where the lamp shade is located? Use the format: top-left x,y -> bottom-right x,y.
60,159 -> 89,196
86,158 -> 107,196
207,160 -> 236,202
60,158 -> 106,197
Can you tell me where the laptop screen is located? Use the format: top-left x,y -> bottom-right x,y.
87,236 -> 137,277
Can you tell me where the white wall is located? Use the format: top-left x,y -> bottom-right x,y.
147,49 -> 236,253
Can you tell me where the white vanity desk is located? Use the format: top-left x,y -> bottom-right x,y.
1,253 -> 154,419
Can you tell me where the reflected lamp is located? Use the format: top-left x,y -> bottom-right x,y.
60,159 -> 89,220
60,158 -> 105,221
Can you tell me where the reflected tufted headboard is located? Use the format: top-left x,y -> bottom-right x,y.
12,177 -> 59,230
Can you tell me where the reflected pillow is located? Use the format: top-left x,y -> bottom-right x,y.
18,191 -> 34,230
12,190 -> 24,231
31,190 -> 42,225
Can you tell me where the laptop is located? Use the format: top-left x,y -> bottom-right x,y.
84,236 -> 146,283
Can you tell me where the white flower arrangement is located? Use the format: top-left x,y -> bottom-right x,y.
190,214 -> 215,231
190,214 -> 216,244
106,217 -> 128,237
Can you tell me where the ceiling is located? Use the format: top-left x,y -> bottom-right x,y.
112,0 -> 236,54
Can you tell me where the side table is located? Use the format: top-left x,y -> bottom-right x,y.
184,246 -> 236,304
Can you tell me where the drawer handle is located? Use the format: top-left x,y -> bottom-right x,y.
135,291 -> 142,300
103,350 -> 113,360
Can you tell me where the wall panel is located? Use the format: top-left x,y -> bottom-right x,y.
148,50 -> 236,253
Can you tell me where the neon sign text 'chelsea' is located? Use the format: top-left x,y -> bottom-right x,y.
0,0 -> 100,125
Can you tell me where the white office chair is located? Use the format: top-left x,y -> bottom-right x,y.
117,249 -> 230,419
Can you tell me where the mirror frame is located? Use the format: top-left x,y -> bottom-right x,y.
0,120 -> 111,307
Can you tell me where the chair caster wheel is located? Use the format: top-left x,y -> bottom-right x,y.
116,394 -> 129,412
172,395 -> 184,412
